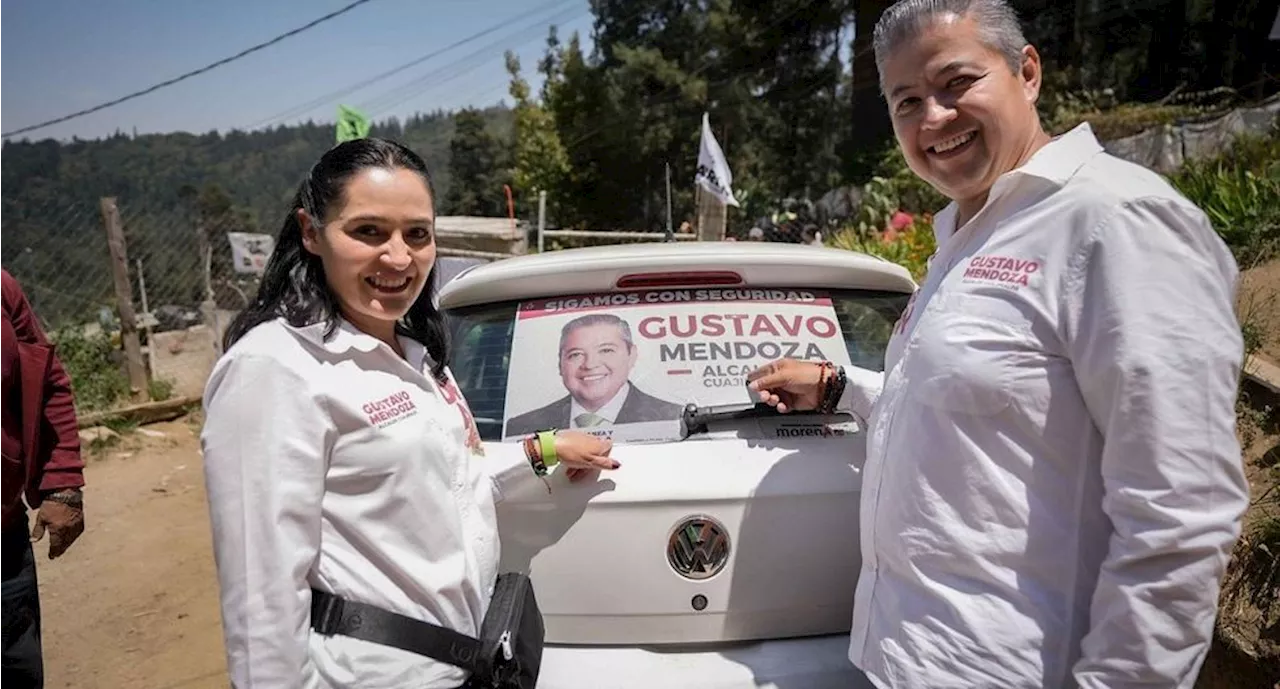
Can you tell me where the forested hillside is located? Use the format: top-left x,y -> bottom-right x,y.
1,107 -> 514,232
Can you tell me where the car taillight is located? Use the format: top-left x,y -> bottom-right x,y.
615,271 -> 744,289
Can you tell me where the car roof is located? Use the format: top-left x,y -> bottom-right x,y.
434,256 -> 487,287
437,242 -> 917,310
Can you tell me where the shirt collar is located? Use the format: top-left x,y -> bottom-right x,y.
284,318 -> 431,370
931,122 -> 1102,244
1007,122 -> 1102,186
570,382 -> 631,425
285,318 -> 381,353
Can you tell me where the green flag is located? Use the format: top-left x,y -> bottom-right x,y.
336,104 -> 371,143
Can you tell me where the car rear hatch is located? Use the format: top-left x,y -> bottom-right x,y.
442,245 -> 913,646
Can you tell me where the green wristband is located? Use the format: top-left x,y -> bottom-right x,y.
537,431 -> 559,468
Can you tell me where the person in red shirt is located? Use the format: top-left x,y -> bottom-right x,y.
2,269 -> 86,689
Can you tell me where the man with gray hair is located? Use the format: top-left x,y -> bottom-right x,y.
746,1 -> 1247,687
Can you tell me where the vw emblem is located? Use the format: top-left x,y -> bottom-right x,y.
668,516 -> 731,580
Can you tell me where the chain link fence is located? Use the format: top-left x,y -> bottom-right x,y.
1,198 -> 115,331
1,191 -> 684,414
1,193 -> 261,411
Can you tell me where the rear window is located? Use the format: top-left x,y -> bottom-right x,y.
446,288 -> 910,442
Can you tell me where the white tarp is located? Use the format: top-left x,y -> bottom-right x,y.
695,112 -> 740,207
226,232 -> 275,275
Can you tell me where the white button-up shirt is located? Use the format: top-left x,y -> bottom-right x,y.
570,382 -> 631,428
844,124 -> 1248,689
201,318 -> 538,689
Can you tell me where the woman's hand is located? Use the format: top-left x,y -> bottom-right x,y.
553,431 -> 619,482
746,358 -> 824,413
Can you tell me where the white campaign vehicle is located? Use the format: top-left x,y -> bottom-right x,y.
438,242 -> 915,689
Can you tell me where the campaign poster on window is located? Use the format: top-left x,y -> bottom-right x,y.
501,288 -> 853,442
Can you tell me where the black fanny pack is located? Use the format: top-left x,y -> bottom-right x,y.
310,572 -> 545,689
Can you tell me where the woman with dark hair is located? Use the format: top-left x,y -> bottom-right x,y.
201,138 -> 617,688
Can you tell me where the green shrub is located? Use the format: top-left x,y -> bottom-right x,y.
1172,154 -> 1280,266
828,216 -> 937,282
868,145 -> 949,216
49,326 -> 129,412
147,377 -> 175,402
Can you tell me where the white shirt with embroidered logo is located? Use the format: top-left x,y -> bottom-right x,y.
201,318 -> 541,689
839,123 -> 1248,689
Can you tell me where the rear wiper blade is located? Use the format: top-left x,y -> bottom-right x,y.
680,402 -> 862,439
679,402 -> 802,438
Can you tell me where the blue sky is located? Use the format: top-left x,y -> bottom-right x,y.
1,0 -> 596,141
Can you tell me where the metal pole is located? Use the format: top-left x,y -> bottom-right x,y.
665,162 -> 674,242
135,258 -> 156,380
206,245 -> 223,356
537,190 -> 547,253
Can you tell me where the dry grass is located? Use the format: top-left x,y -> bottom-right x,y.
1200,259 -> 1280,687
1048,102 -> 1209,140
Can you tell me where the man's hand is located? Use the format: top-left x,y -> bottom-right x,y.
31,491 -> 84,559
746,358 -> 825,413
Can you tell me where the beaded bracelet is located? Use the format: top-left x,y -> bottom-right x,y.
523,430 -> 560,477
522,434 -> 541,473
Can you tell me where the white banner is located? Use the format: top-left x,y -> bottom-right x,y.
501,289 -> 853,442
695,112 -> 740,208
227,232 -> 275,275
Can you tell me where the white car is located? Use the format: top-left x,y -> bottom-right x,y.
438,242 -> 916,689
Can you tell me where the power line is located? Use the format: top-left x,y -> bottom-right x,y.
2,0 -> 381,139
361,6 -> 588,117
358,6 -> 583,115
246,0 -> 576,129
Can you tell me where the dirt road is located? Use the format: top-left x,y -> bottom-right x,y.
36,417 -> 227,689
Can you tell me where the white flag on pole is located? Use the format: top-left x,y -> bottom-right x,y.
227,232 -> 275,275
695,112 -> 739,207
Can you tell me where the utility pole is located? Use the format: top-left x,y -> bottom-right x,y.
665,162 -> 674,241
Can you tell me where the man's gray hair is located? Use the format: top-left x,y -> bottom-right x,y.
559,313 -> 634,355
873,0 -> 1028,88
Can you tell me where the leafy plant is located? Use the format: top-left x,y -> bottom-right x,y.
828,215 -> 937,282
49,325 -> 129,413
1176,128 -> 1279,252
848,177 -> 899,236
1170,141 -> 1280,267
102,416 -> 138,436
868,145 -> 949,217
147,377 -> 175,402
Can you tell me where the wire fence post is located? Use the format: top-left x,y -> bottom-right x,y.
135,257 -> 157,379
195,216 -> 223,355
100,197 -> 149,401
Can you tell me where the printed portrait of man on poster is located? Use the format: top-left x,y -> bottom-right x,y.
504,313 -> 682,437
